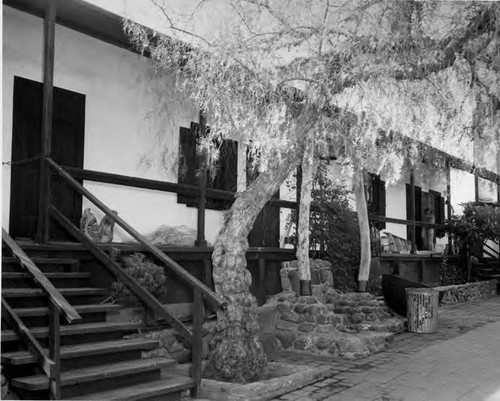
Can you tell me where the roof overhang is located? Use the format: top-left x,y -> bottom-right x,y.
3,0 -> 135,52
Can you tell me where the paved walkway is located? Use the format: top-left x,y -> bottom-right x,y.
271,296 -> 500,401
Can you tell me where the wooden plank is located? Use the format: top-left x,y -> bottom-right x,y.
2,229 -> 81,323
47,158 -> 226,309
61,165 -> 297,210
446,160 -> 452,251
49,207 -> 194,344
48,300 -> 61,400
409,169 -> 417,254
195,112 -> 207,247
258,258 -> 266,305
2,338 -> 159,365
2,288 -> 106,298
12,357 -> 175,391
2,322 -> 142,343
36,0 -> 56,244
190,289 -> 204,398
369,215 -> 445,229
1,299 -> 53,377
69,376 -> 195,401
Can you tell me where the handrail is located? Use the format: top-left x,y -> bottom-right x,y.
59,165 -> 297,210
369,214 -> 445,230
2,229 -> 81,323
47,157 -> 226,309
50,206 -> 193,343
484,241 -> 500,259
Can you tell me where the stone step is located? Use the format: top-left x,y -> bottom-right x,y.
69,376 -> 195,401
11,357 -> 176,392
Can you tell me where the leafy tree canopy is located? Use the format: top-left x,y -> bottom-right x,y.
125,0 -> 500,181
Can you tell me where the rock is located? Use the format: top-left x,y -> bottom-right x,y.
260,333 -> 282,355
315,324 -> 333,333
276,302 -> 291,314
330,314 -> 343,325
305,314 -> 316,323
275,330 -> 296,348
298,323 -> 316,333
146,225 -> 202,246
258,304 -> 277,333
281,312 -> 300,323
316,314 -> 330,324
315,336 -> 334,350
294,335 -> 314,350
275,320 -> 297,331
350,313 -> 364,323
306,304 -> 323,315
294,304 -> 307,314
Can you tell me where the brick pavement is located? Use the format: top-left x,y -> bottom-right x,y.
271,296 -> 500,401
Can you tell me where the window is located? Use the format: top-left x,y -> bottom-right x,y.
367,173 -> 386,230
177,122 -> 238,209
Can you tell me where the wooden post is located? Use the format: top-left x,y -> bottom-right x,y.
195,168 -> 207,247
195,111 -> 207,247
48,300 -> 61,400
474,170 -> 479,202
446,159 -> 453,253
295,165 -> 302,250
258,257 -> 266,304
191,289 -> 205,398
409,168 -> 417,254
36,0 -> 56,244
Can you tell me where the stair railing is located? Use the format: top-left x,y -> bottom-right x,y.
483,241 -> 500,260
2,229 -> 82,400
46,157 -> 226,397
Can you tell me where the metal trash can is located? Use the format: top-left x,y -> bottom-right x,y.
406,288 -> 439,333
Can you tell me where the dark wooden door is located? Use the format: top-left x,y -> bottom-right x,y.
9,76 -> 85,240
406,184 -> 422,250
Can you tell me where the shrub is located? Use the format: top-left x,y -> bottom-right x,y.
445,202 -> 500,256
110,252 -> 167,305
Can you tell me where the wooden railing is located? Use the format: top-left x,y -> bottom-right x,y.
483,241 -> 500,259
2,229 -> 82,400
47,158 -> 226,396
370,215 -> 447,255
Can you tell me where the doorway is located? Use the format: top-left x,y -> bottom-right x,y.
9,76 -> 85,240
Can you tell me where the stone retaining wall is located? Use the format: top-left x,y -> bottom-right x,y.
259,287 -> 405,359
436,280 -> 497,306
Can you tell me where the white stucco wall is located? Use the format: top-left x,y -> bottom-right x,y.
2,6 -> 248,244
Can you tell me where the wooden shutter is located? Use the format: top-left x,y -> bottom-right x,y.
378,178 -> 386,229
177,124 -> 198,204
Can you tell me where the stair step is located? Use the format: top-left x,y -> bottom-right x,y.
2,338 -> 159,365
69,375 -> 195,401
2,287 -> 107,298
2,257 -> 80,271
2,272 -> 90,280
11,357 -> 176,391
1,321 -> 140,342
12,303 -> 120,317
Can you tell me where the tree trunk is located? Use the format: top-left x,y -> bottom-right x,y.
207,142 -> 306,383
353,168 -> 371,292
296,138 -> 317,295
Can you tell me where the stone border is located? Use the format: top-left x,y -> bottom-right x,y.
435,280 -> 497,306
200,362 -> 333,401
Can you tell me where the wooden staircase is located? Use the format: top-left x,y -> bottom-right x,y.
1,254 -> 196,400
